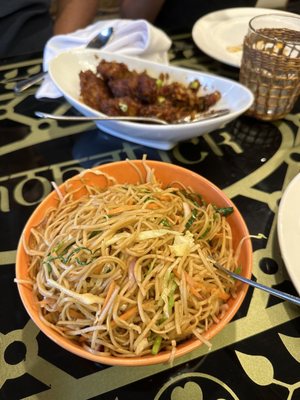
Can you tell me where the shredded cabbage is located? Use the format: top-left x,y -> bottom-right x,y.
105,232 -> 131,246
137,229 -> 180,240
169,231 -> 195,256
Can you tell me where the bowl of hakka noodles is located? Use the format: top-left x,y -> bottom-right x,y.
47,49 -> 254,150
16,159 -> 252,366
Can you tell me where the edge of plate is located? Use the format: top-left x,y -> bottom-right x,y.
192,7 -> 299,68
277,172 -> 300,295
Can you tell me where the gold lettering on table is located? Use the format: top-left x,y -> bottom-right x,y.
0,145 -> 171,212
51,165 -> 84,185
173,131 -> 243,165
14,173 -> 52,206
203,131 -> 243,156
218,132 -> 243,154
202,133 -> 223,156
173,139 -> 208,164
173,148 -> 208,164
0,185 -> 10,212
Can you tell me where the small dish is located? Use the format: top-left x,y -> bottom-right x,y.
48,49 -> 254,150
192,7 -> 298,68
277,172 -> 300,295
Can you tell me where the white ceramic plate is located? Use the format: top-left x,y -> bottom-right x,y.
192,7 -> 298,68
48,49 -> 253,150
277,172 -> 300,295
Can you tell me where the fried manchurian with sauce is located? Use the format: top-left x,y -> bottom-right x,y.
79,60 -> 221,123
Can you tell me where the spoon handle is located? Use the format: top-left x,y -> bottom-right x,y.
35,111 -> 168,125
14,72 -> 46,93
35,109 -> 230,125
211,260 -> 300,306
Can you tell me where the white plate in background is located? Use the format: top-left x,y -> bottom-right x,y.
48,49 -> 253,150
277,172 -> 300,295
192,7 -> 298,68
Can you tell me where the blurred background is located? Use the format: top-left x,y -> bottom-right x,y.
49,0 -> 298,24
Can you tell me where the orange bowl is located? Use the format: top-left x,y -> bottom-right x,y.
15,160 -> 252,366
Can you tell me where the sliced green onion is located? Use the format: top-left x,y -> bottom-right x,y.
160,218 -> 171,227
168,280 -> 177,314
45,262 -> 52,273
51,241 -> 74,256
185,209 -> 198,230
189,79 -> 200,90
45,246 -> 94,267
44,255 -> 60,263
51,241 -> 65,255
89,230 -> 101,239
64,246 -> 93,264
216,207 -> 234,216
180,190 -> 204,206
151,336 -> 162,355
75,258 -> 93,266
144,196 -> 155,202
199,226 -> 210,239
158,317 -> 167,325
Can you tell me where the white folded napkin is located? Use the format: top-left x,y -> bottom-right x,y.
35,19 -> 172,99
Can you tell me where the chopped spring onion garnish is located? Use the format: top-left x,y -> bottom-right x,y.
152,336 -> 162,355
189,80 -> 200,90
185,209 -> 198,230
119,102 -> 128,112
216,207 -> 234,216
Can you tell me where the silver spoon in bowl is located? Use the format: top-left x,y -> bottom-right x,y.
14,26 -> 114,93
34,108 -> 230,125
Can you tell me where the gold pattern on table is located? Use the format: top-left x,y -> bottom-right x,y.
236,334 -> 300,400
154,372 -> 239,399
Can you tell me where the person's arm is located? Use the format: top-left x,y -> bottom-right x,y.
119,0 -> 165,23
53,0 -> 99,35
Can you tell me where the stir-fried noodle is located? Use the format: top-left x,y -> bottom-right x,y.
21,161 -> 239,358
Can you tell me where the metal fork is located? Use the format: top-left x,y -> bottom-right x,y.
13,26 -> 114,93
208,257 -> 300,307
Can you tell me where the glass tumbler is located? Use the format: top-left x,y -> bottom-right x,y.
239,14 -> 300,121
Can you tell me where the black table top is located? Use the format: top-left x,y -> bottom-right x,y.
1,33 -> 300,400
